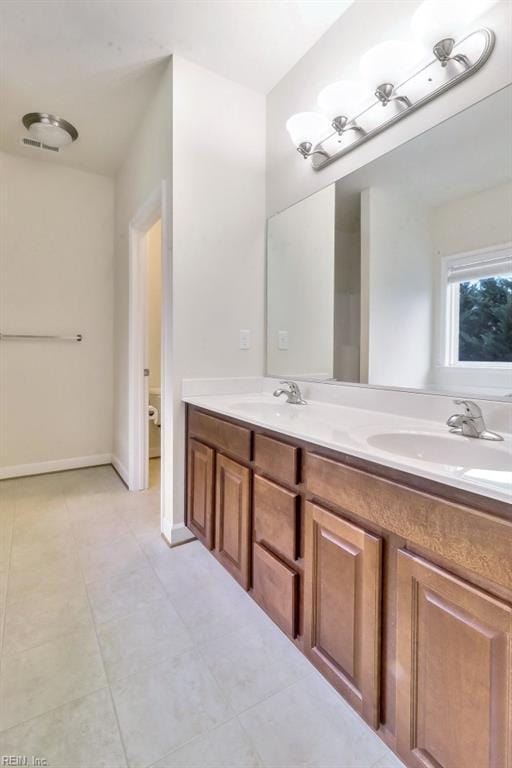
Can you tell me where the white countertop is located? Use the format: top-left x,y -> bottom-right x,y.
183,392 -> 512,505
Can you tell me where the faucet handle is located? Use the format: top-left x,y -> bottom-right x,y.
454,399 -> 482,418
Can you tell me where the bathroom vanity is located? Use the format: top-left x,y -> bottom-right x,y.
184,396 -> 512,768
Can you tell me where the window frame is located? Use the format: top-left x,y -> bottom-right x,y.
440,243 -> 512,370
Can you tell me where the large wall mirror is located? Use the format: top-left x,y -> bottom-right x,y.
266,85 -> 512,400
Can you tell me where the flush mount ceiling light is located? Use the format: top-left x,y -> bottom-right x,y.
22,113 -> 79,150
286,0 -> 496,171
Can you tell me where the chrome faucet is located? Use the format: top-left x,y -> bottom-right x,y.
446,399 -> 503,441
273,380 -> 307,405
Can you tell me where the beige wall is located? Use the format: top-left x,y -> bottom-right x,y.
113,62 -> 172,477
0,151 -> 114,472
170,56 -> 266,531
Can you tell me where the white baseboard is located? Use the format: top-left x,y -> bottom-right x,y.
162,518 -> 195,547
111,454 -> 129,486
0,453 -> 112,480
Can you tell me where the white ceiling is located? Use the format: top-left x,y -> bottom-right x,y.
0,0 -> 353,176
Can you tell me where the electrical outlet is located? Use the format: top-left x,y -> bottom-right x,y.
239,329 -> 251,350
278,330 -> 289,350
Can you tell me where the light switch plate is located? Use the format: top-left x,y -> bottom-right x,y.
239,329 -> 251,350
278,330 -> 289,350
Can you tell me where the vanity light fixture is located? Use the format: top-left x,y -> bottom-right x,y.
317,80 -> 366,137
359,40 -> 423,107
285,112 -> 331,159
286,0 -> 496,171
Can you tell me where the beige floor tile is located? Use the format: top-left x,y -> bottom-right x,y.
0,688 -> 127,768
2,585 -> 92,655
97,596 -> 192,683
78,532 -> 148,583
71,508 -> 131,548
66,491 -> 118,523
199,618 -> 310,713
87,564 -> 166,624
124,505 -> 161,541
137,531 -> 173,561
111,651 -> 233,768
238,673 -> 391,768
0,628 -> 107,731
14,495 -> 68,520
370,754 -> 406,768
0,511 -> 13,571
9,530 -> 78,571
169,574 -> 264,644
154,718 -> 263,768
152,540 -> 235,600
7,553 -> 84,605
13,502 -> 70,548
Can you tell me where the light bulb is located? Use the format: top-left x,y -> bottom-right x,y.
411,0 -> 495,49
411,0 -> 466,49
359,40 -> 426,89
317,80 -> 366,121
285,112 -> 331,148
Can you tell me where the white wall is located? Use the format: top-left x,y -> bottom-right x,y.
361,187 -> 433,389
266,0 -> 512,216
113,63 -> 172,478
0,151 -> 114,474
147,219 -> 162,459
430,181 -> 512,395
147,219 -> 162,391
267,185 -> 335,378
170,56 -> 265,533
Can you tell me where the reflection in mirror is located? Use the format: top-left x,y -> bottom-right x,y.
266,86 -> 512,399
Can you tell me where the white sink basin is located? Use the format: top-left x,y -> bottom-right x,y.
367,431 -> 511,472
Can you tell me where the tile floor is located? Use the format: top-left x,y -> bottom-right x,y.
0,460 -> 405,768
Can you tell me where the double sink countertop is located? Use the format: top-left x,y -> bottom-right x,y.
183,392 -> 512,505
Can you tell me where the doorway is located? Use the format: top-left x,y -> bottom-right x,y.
127,182 -> 171,533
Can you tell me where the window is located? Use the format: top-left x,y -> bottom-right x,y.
442,245 -> 512,367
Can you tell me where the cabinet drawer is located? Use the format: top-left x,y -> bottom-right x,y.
252,543 -> 298,638
189,409 -> 251,462
254,475 -> 299,562
254,433 -> 299,486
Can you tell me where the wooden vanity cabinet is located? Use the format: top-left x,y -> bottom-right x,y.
304,502 -> 382,728
396,550 -> 512,768
214,453 -> 251,589
186,405 -> 512,768
186,439 -> 215,549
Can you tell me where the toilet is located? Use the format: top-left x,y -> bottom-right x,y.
148,387 -> 161,458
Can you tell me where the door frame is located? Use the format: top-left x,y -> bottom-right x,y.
128,181 -> 171,524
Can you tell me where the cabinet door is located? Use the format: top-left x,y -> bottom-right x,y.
187,439 -> 215,549
396,550 -> 512,768
214,454 -> 251,589
304,502 -> 382,728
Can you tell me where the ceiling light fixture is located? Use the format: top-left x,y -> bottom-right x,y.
22,113 -> 79,150
285,0 -> 496,171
